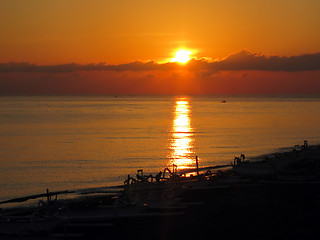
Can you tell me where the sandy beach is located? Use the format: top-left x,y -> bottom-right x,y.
1,143 -> 320,240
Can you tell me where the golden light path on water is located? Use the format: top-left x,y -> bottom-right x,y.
169,98 -> 195,170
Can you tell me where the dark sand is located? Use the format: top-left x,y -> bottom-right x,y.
2,145 -> 320,240
2,180 -> 319,240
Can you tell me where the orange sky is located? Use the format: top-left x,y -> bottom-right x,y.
0,0 -> 320,94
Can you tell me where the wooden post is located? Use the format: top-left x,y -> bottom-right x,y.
196,156 -> 199,175
46,188 -> 50,203
172,164 -> 177,174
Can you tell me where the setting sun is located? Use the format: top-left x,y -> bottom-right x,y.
172,50 -> 192,63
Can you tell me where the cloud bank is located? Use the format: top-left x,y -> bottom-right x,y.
1,51 -> 320,95
211,51 -> 320,72
1,51 -> 320,73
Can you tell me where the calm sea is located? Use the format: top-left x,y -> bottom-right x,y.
1,95 -> 320,203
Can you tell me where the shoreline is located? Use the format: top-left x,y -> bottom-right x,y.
1,142 -> 320,239
3,142 -> 319,208
2,142 -> 320,210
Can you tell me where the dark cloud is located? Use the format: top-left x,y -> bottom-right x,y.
0,61 -> 179,73
211,51 -> 320,72
0,62 -> 86,73
0,51 -> 320,73
104,61 -> 183,71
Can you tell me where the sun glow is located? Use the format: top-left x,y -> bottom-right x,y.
172,50 -> 192,63
169,98 -> 194,169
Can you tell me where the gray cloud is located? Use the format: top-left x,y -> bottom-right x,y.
0,61 -> 177,73
1,51 -> 320,73
211,51 -> 320,72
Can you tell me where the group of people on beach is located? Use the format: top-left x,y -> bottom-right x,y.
233,154 -> 246,166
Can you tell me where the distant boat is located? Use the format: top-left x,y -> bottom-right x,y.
221,100 -> 226,103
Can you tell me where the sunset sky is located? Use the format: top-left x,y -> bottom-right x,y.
1,0 -> 320,94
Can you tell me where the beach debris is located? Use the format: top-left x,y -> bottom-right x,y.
233,141 -> 320,181
0,189 -> 75,205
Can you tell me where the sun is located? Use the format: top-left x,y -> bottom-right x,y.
172,50 -> 192,63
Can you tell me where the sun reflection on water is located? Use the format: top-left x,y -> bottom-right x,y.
169,98 -> 195,169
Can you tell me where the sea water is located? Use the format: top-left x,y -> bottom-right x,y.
1,95 -> 320,202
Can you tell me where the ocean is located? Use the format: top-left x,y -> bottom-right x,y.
1,95 -> 320,204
